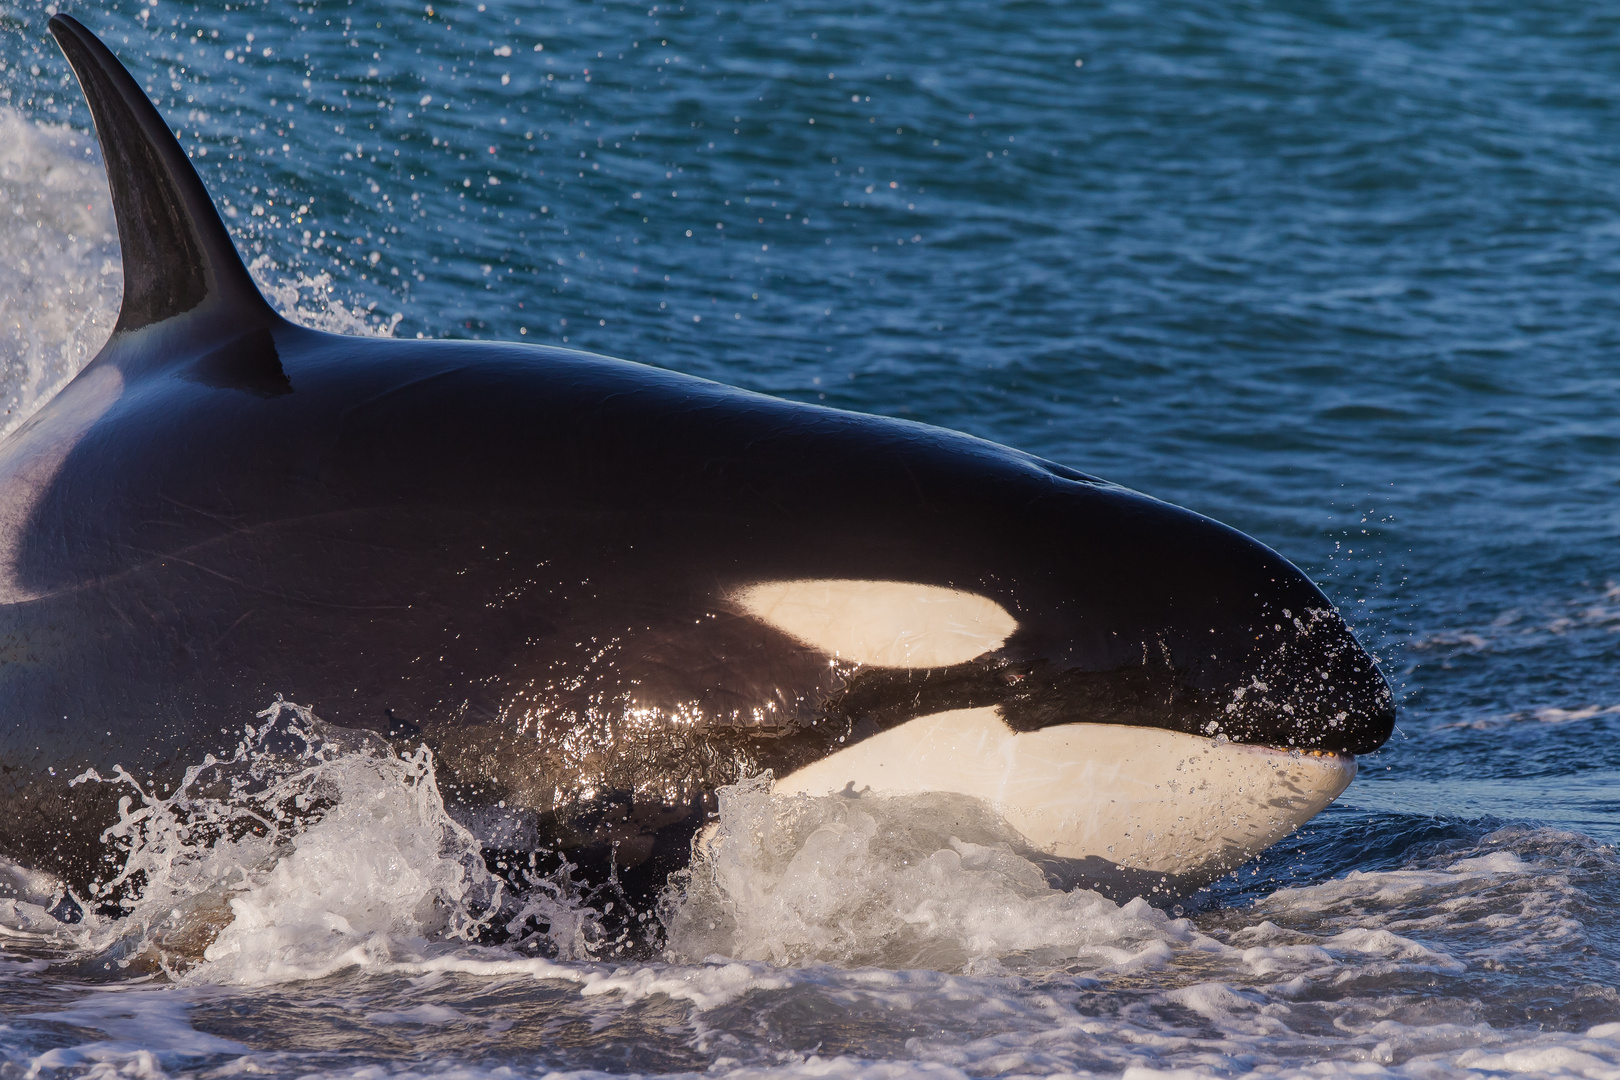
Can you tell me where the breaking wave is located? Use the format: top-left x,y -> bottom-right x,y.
0,715 -> 1613,1080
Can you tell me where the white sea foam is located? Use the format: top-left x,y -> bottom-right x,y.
660,775 -> 1214,972
0,700 -> 641,990
1,729 -> 1614,1080
8,726 -> 1608,996
45,701 -> 501,982
21,988 -> 246,1079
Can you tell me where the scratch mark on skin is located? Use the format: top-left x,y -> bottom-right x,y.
215,608 -> 257,647
157,554 -> 412,612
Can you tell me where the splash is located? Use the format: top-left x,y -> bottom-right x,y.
0,108 -> 397,441
0,742 -> 1615,1080
0,106 -> 119,439
60,700 -> 500,980
660,776 -> 1208,972
0,698 -> 624,984
248,254 -> 404,338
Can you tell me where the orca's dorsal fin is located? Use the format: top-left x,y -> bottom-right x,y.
49,14 -> 276,335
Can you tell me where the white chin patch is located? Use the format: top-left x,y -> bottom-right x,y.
773,707 -> 1355,883
733,579 -> 1017,669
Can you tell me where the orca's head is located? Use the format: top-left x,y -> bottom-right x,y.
727,465 -> 1394,759
678,461 -> 1396,890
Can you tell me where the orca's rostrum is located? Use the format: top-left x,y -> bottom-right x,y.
3,15 -> 1394,908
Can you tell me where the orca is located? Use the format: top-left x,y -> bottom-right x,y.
1,15 -> 1394,912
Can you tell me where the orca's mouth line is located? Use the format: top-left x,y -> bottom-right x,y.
821,657 -> 1365,754
728,579 -> 1391,757
1234,743 -> 1356,764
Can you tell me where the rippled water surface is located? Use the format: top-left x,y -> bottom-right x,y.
1,0 -> 1617,1077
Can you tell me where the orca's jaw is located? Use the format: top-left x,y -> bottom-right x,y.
754,581 -> 1383,881
773,707 -> 1356,887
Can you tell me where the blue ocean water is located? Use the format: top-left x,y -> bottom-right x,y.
0,0 -> 1617,1077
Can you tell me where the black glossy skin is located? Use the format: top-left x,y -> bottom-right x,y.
0,17 -> 1394,900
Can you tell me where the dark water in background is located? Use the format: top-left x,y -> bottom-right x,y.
0,0 -> 1618,1077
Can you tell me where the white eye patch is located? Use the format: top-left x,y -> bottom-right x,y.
733,579 -> 1017,669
